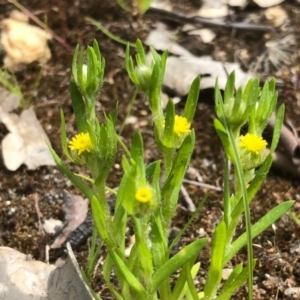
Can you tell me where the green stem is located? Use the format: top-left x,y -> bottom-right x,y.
119,87 -> 139,135
117,135 -> 131,158
163,148 -> 174,180
223,157 -> 231,227
226,128 -> 253,300
86,17 -> 136,47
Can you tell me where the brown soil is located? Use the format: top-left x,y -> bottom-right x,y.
1,0 -> 300,299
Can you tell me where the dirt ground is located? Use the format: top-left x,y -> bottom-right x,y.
1,0 -> 300,299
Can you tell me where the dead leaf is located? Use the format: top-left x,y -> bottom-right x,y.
51,190 -> 90,249
1,107 -> 55,171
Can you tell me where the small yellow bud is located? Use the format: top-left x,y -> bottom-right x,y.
135,187 -> 152,203
239,133 -> 267,155
69,132 -> 92,155
173,115 -> 191,136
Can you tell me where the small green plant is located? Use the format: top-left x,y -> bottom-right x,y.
49,39 -> 294,300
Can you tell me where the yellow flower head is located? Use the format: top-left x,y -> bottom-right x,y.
135,187 -> 152,203
239,133 -> 267,155
173,115 -> 191,136
69,132 -> 92,155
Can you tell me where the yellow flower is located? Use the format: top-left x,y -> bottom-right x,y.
135,187 -> 152,203
69,132 -> 92,155
173,115 -> 191,136
239,133 -> 267,155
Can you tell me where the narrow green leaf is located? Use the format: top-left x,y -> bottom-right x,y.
145,160 -> 160,180
204,221 -> 226,298
214,119 -> 234,163
60,109 -> 73,161
69,79 -> 86,132
151,238 -> 207,291
108,250 -> 148,298
184,76 -> 200,123
131,131 -> 145,177
163,100 -> 175,147
47,144 -> 94,200
219,263 -> 243,294
216,261 -> 256,300
136,39 -> 147,64
103,255 -> 124,300
230,154 -> 273,226
224,200 -> 294,265
162,132 -> 195,220
214,79 -> 224,121
224,71 -> 235,104
71,44 -> 79,82
174,262 -> 200,300
86,17 -> 136,47
118,162 -> 137,215
184,259 -> 200,300
270,104 -> 285,153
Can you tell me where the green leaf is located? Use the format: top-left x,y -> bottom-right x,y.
270,104 -> 285,153
60,109 -> 73,161
173,262 -> 200,300
214,119 -> 234,163
163,100 -> 175,147
184,76 -> 200,123
136,39 -> 147,65
131,131 -> 145,178
152,160 -> 161,207
118,161 -> 137,215
162,132 -> 195,220
229,154 -> 273,228
184,261 -> 200,300
204,221 -> 226,298
218,263 -> 243,294
151,238 -> 207,292
214,79 -> 224,122
108,250 -> 148,298
69,79 -> 86,132
224,71 -> 235,105
138,241 -> 153,277
145,160 -> 160,180
216,261 -> 256,300
103,255 -> 123,300
47,144 -> 94,200
224,200 -> 294,265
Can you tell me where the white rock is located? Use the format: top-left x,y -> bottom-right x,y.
164,56 -> 253,96
43,218 -> 64,235
222,268 -> 233,280
145,23 -> 193,57
0,10 -> 52,70
265,6 -> 287,27
196,0 -> 228,18
228,0 -> 247,6
1,107 -> 55,171
284,287 -> 300,296
253,0 -> 284,8
0,247 -> 56,300
188,28 -> 216,43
